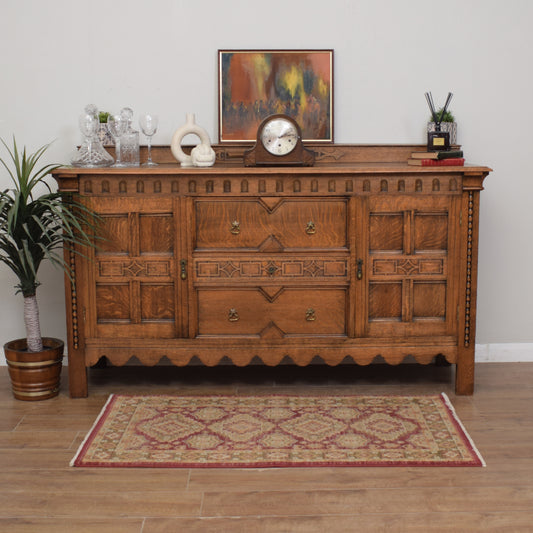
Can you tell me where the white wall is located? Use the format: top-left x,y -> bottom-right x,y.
1,0 -> 532,358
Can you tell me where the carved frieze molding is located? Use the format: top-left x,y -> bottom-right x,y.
195,259 -> 348,280
77,175 -> 463,198
98,259 -> 171,278
372,257 -> 445,277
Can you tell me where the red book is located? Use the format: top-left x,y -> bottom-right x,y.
407,158 -> 465,167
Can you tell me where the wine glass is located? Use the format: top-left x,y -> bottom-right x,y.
139,114 -> 159,166
107,113 -> 127,167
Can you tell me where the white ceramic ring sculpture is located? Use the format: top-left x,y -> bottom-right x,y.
171,113 -> 216,167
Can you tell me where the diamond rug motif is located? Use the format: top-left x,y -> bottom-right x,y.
71,393 -> 485,468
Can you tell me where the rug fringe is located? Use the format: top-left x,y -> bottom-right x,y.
70,394 -> 115,467
440,392 -> 486,467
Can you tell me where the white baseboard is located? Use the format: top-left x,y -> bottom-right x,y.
475,343 -> 533,362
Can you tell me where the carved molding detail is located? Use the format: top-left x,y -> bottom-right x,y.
98,260 -> 171,278
68,247 -> 79,350
464,191 -> 474,347
79,176 -> 463,197
195,259 -> 348,279
373,258 -> 444,276
314,147 -> 347,161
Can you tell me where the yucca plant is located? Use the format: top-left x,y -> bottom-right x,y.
0,137 -> 98,352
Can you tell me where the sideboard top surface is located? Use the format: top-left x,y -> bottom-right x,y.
53,144 -> 491,180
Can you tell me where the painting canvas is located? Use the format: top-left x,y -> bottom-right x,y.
219,50 -> 333,143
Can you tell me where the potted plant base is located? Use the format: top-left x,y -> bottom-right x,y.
4,338 -> 64,401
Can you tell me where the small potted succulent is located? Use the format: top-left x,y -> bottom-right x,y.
98,110 -> 113,145
0,137 -> 98,400
428,107 -> 457,145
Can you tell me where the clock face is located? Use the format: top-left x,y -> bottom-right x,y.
260,118 -> 299,156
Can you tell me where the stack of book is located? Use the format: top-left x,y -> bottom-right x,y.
407,150 -> 464,166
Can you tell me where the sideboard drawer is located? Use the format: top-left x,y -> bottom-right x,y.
197,287 -> 347,337
195,198 -> 347,250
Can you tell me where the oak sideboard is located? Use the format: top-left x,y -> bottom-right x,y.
53,144 -> 490,397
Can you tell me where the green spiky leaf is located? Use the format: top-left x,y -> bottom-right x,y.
1,137 -> 100,348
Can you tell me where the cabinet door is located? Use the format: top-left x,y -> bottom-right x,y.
360,195 -> 460,338
85,197 -> 183,338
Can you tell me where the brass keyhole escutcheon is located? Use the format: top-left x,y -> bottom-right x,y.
180,259 -> 187,280
228,308 -> 240,322
230,220 -> 241,235
305,221 -> 316,235
305,308 -> 316,321
356,259 -> 363,280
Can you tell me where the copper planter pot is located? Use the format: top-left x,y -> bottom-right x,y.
4,338 -> 64,401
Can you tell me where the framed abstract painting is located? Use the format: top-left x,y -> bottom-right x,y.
218,49 -> 334,143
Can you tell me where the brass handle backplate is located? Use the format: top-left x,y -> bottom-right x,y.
305,221 -> 316,235
230,220 -> 241,235
305,308 -> 316,321
228,308 -> 240,322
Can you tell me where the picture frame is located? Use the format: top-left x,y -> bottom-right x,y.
218,49 -> 334,143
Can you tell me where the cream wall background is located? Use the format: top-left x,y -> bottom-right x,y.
1,0 -> 532,363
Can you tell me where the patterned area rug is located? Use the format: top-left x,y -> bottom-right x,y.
71,393 -> 484,468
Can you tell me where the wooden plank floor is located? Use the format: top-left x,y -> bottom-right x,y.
1,361 -> 532,532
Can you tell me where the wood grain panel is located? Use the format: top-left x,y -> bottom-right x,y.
139,213 -> 174,254
368,282 -> 402,320
414,213 -> 448,251
369,213 -> 403,251
140,284 -> 175,320
413,281 -> 446,319
97,214 -> 129,255
96,284 -> 130,321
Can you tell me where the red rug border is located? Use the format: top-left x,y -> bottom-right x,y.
71,393 -> 485,468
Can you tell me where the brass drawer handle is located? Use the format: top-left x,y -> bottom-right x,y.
230,220 -> 241,235
305,221 -> 316,235
305,308 -> 316,321
228,308 -> 240,322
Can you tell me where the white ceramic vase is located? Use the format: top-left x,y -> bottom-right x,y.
171,114 -> 216,167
